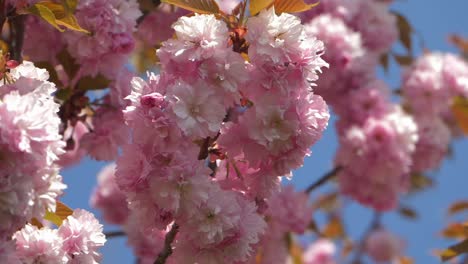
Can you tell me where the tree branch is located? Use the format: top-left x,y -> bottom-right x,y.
154,223 -> 179,264
350,212 -> 381,264
104,230 -> 126,239
305,166 -> 342,194
10,14 -> 25,62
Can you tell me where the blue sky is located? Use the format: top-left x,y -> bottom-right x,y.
61,1 -> 468,263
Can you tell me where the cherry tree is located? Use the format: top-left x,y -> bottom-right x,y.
0,0 -> 467,263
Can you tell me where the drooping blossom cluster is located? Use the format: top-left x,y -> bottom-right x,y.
113,8 -> 330,262
253,186 -> 315,263
294,0 -> 420,211
0,61 -> 65,241
365,229 -> 405,263
20,0 -> 142,164
335,106 -> 418,211
90,163 -> 129,225
13,209 -> 106,264
300,0 -> 398,54
63,0 -> 142,78
402,52 -> 468,172
0,59 -> 107,262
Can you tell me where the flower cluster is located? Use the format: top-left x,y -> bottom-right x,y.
0,61 -> 66,241
402,53 -> 468,172
13,209 -> 106,264
114,8 -> 329,262
0,59 -> 107,262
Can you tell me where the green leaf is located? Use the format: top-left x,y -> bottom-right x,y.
273,0 -> 319,14
22,3 -> 63,31
43,201 -> 73,226
161,0 -> 220,14
61,0 -> 78,12
250,0 -> 274,15
21,1 -> 89,33
76,74 -> 111,91
439,239 -> 468,262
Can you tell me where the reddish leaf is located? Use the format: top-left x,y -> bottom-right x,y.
438,239 -> 468,262
273,0 -> 319,14
250,0 -> 275,15
452,96 -> 468,135
161,0 -> 220,14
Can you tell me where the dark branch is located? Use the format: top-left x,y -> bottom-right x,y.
104,230 -> 126,239
305,166 -> 342,194
351,212 -> 381,264
10,14 -> 25,62
154,223 -> 179,264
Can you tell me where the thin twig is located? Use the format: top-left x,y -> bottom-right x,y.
104,230 -> 126,239
350,212 -> 381,264
154,223 -> 179,264
305,166 -> 342,194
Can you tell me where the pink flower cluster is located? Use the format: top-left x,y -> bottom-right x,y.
365,229 -> 405,263
336,106 -> 418,211
301,0 -> 398,54
254,186 -> 316,263
402,52 -> 468,172
12,209 -> 106,264
0,61 -> 66,241
63,0 -> 142,78
298,0 -> 420,211
114,9 -> 329,262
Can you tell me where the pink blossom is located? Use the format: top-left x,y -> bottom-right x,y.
123,212 -> 166,264
23,16 -> 64,62
14,224 -> 68,263
0,61 -> 66,236
58,121 -> 89,168
217,0 -> 241,13
365,229 -> 405,262
402,52 -> 468,116
303,14 -> 377,108
411,116 -> 451,172
266,185 -> 314,234
136,4 -> 188,46
336,106 -> 418,211
90,163 -> 129,225
63,0 -> 142,77
219,93 -> 329,177
168,80 -> 227,139
301,0 -> 398,54
157,14 -> 229,64
0,239 -> 20,264
303,239 -> 336,264
80,107 -> 129,161
334,79 -> 391,127
58,209 -> 106,263
246,8 -> 328,84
